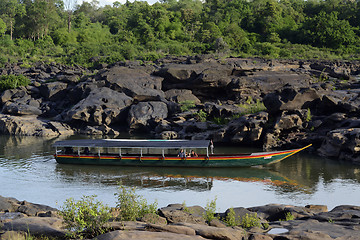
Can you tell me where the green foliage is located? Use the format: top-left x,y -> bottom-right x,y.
0,74 -> 30,92
305,108 -> 312,122
179,100 -> 196,112
115,184 -> 158,221
211,116 -> 229,125
0,0 -> 360,65
236,99 -> 267,117
223,207 -> 240,227
60,195 -> 112,239
283,212 -> 295,221
194,109 -> 208,122
240,213 -> 262,229
203,197 -> 218,223
0,18 -> 6,35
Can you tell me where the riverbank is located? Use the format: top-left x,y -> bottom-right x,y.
0,195 -> 359,240
1,56 -> 360,164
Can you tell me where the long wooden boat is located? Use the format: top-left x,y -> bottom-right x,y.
53,139 -> 311,167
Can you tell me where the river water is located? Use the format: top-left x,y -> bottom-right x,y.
0,135 -> 359,211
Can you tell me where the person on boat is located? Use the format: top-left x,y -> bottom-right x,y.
83,147 -> 90,155
64,147 -> 73,154
178,149 -> 186,158
190,150 -> 198,157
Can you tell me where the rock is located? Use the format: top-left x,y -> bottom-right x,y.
248,233 -> 273,240
2,102 -> 42,116
100,66 -> 164,98
0,231 -> 26,240
0,196 -> 16,212
247,204 -> 316,222
318,128 -> 360,163
164,89 -> 201,104
223,207 -> 254,224
2,217 -> 66,238
17,201 -> 58,217
141,213 -> 167,225
274,111 -> 303,131
39,82 -> 68,101
158,204 -> 206,225
204,102 -> 243,118
0,114 -> 73,136
93,230 -> 206,240
147,223 -> 196,235
312,205 -> 360,223
128,101 -> 168,131
159,131 -> 178,139
263,87 -> 320,113
109,221 -> 148,231
80,125 -> 119,135
158,61 -> 233,97
64,87 -> 133,125
208,218 -> 227,228
213,112 -> 268,143
174,222 -> 247,240
275,218 -> 360,239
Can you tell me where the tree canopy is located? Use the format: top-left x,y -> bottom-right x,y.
1,0 -> 360,67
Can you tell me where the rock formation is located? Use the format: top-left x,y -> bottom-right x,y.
1,57 -> 360,163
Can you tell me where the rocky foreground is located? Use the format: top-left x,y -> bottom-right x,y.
0,196 -> 359,240
1,56 -> 360,163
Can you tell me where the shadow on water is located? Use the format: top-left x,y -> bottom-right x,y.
54,164 -> 300,192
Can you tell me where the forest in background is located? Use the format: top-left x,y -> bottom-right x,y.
1,0 -> 360,67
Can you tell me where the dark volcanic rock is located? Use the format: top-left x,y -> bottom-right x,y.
128,101 -> 168,131
100,66 -> 164,99
263,87 -> 320,113
63,87 -> 133,126
318,128 -> 360,164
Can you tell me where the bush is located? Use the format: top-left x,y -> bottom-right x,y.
60,195 -> 112,239
115,185 -> 158,221
179,100 -> 196,112
0,74 -> 31,92
203,197 -> 218,222
240,213 -> 262,229
223,207 -> 240,226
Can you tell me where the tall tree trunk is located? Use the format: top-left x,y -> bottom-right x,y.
68,11 -> 71,33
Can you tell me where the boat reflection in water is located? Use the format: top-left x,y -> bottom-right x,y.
54,164 -> 303,192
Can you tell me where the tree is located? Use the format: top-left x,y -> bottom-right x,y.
0,18 -> 6,36
22,0 -> 61,40
301,11 -> 358,49
64,0 -> 77,33
0,0 -> 26,40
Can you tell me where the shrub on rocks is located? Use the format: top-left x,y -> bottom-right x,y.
59,195 -> 112,239
0,75 -> 31,92
115,185 -> 158,221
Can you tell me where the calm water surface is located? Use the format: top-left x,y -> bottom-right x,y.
1,135 -> 359,211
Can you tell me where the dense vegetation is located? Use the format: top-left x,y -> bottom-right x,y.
1,0 -> 360,67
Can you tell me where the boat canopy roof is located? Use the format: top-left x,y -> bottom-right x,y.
53,139 -> 211,149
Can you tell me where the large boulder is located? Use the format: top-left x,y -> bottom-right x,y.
128,101 -> 168,130
39,82 -> 68,101
2,217 -> 66,238
63,87 -> 133,126
318,128 -> 360,164
158,62 -> 233,97
213,112 -> 268,143
100,66 -> 164,99
0,114 -> 74,136
2,101 -> 42,116
158,204 -> 206,225
165,89 -> 201,104
263,87 -> 320,113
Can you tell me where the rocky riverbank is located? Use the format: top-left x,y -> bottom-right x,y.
1,56 -> 360,163
0,195 -> 359,240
